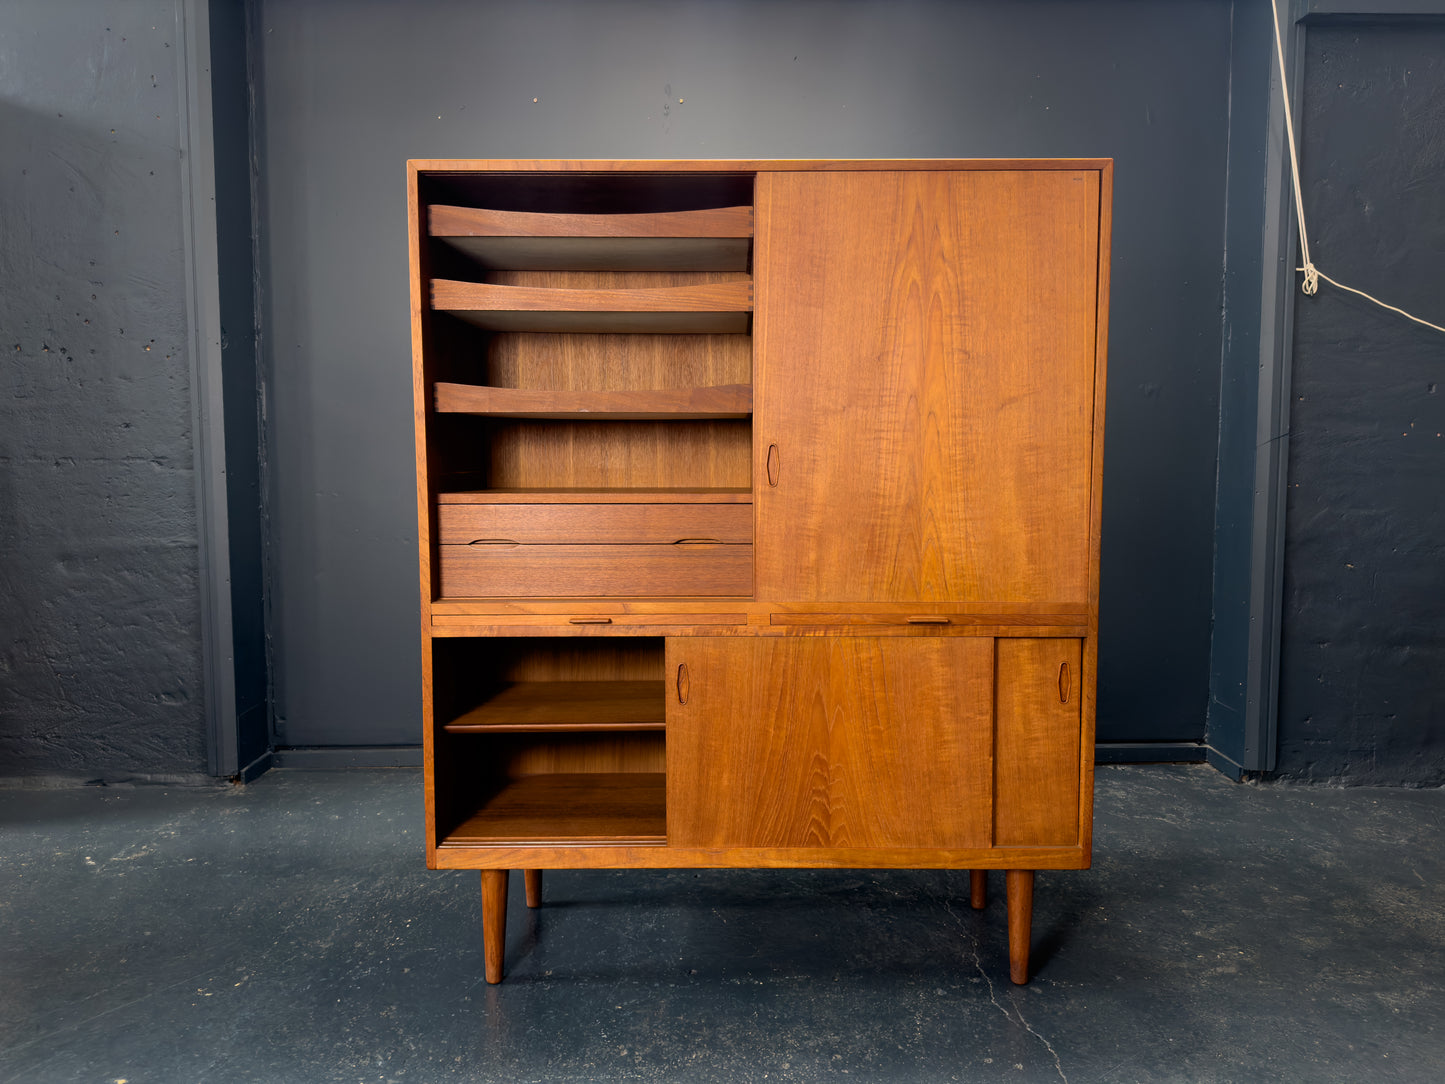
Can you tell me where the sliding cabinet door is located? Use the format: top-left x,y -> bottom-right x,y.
753,169 -> 1101,606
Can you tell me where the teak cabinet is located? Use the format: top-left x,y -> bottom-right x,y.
407,158 -> 1111,986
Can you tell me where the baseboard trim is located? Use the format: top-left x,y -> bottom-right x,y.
1094,741 -> 1209,764
235,750 -> 274,783
272,746 -> 424,769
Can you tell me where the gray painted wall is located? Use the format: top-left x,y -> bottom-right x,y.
1275,22 -> 1445,785
252,0 -> 1234,748
0,1 -> 207,780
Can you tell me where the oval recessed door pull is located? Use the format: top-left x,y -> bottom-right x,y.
676,662 -> 690,705
1058,661 -> 1071,704
568,616 -> 613,625
906,615 -> 950,624
468,538 -> 519,546
766,443 -> 780,487
673,538 -> 721,545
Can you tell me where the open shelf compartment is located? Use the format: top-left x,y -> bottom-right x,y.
442,773 -> 667,846
432,638 -> 669,847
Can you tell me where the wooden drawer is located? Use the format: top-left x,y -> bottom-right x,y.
438,542 -> 752,598
437,503 -> 751,545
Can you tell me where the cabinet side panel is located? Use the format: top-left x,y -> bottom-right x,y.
995,637 -> 1084,846
754,170 -> 1098,604
667,637 -> 992,848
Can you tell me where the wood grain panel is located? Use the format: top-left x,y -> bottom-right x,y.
502,733 -> 666,776
444,680 -> 665,731
487,330 -> 750,393
485,638 -> 665,682
486,420 -> 752,490
433,382 -> 751,419
437,503 -> 752,544
437,488 -> 751,504
667,637 -> 993,848
754,170 -> 1099,604
430,204 -> 753,237
433,274 -> 752,334
994,638 -> 1083,846
445,774 -> 667,845
438,542 -> 752,598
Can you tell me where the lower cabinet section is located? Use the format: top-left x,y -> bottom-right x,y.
426,630 -> 1088,986
428,633 -> 1085,853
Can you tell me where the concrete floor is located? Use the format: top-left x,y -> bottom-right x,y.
0,765 -> 1441,1084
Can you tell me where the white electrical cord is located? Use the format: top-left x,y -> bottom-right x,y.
1269,0 -> 1445,335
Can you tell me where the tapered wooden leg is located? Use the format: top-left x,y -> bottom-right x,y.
1006,869 -> 1034,985
969,869 -> 987,910
524,868 -> 543,909
481,869 -> 509,985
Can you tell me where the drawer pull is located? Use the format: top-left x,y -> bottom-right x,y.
676,662 -> 690,704
766,443 -> 780,487
568,616 -> 613,625
1058,661 -> 1071,704
467,538 -> 519,546
905,615 -> 950,625
673,538 -> 721,546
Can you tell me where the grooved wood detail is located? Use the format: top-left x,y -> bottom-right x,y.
667,637 -> 994,849
430,204 -> 754,239
437,503 -> 753,545
437,542 -> 753,598
995,638 -> 1084,846
753,170 -> 1098,603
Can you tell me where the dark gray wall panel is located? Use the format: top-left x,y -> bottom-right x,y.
0,1 -> 207,778
1206,0 -> 1276,768
1276,23 -> 1445,785
208,0 -> 270,769
253,0 -> 1232,745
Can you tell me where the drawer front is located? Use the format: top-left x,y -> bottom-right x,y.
437,504 -> 752,545
438,543 -> 753,598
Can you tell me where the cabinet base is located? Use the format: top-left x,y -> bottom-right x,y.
477,866 -> 1038,985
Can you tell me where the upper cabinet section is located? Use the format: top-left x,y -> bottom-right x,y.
411,167 -> 758,600
752,169 -> 1105,606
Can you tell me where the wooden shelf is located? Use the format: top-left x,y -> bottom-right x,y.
434,382 -> 752,419
445,680 -> 665,732
431,279 -> 752,333
441,773 -> 667,845
429,205 -> 753,271
435,487 -> 752,505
